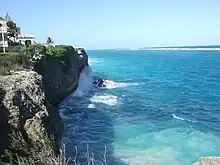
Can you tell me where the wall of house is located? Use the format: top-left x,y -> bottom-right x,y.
18,38 -> 35,46
0,20 -> 7,27
0,19 -> 8,51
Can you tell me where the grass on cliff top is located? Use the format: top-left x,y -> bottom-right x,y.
0,52 -> 29,76
0,133 -> 108,165
0,44 -> 73,76
0,133 -> 69,165
21,44 -> 73,59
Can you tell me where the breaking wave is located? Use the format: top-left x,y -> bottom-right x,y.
72,65 -> 141,97
172,114 -> 196,123
72,66 -> 93,97
102,80 -> 141,89
90,94 -> 118,106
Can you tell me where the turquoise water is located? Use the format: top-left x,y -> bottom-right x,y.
60,50 -> 220,165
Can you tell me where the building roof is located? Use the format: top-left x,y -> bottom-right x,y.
0,17 -> 5,20
5,13 -> 12,21
17,33 -> 35,39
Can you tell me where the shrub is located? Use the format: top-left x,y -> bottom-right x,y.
0,52 -> 29,75
46,45 -> 56,57
0,133 -> 69,165
20,44 -> 72,58
0,132 -> 109,165
46,45 -> 72,57
21,44 -> 46,59
0,44 -> 74,75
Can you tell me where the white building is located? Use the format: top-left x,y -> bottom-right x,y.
0,16 -> 8,53
0,13 -> 35,53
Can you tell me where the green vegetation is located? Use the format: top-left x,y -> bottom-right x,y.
0,133 -> 69,165
46,37 -> 54,45
21,44 -> 72,59
0,52 -> 29,75
0,133 -> 108,165
0,37 -> 73,75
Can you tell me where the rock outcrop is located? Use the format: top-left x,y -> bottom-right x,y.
193,157 -> 220,165
0,71 -> 63,155
0,47 -> 88,161
34,47 -> 88,106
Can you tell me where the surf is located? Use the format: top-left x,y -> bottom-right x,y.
172,114 -> 196,123
72,66 -> 93,97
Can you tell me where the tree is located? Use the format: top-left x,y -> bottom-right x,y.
7,21 -> 17,43
46,37 -> 54,45
7,21 -> 16,30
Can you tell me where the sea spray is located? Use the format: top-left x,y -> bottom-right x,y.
90,94 -> 118,106
72,66 -> 93,96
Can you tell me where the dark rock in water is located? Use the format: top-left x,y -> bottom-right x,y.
93,79 -> 107,88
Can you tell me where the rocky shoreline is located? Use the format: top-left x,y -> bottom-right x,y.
0,46 -> 88,163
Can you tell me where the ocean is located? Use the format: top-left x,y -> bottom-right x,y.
59,50 -> 220,165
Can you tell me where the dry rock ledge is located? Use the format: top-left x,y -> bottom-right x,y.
193,157 -> 220,165
0,47 -> 88,161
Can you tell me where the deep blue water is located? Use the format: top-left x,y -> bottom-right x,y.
60,50 -> 220,165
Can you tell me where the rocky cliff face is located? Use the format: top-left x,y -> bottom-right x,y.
0,47 -> 88,161
34,47 -> 88,106
0,71 -> 63,154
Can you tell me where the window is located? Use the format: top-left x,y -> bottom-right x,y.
0,33 -> 8,42
0,33 -> 2,41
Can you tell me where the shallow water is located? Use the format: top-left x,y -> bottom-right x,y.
60,50 -> 220,165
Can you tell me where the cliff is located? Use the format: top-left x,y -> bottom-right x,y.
34,47 -> 88,106
0,46 -> 88,164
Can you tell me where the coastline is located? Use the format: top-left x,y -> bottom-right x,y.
1,47 -> 220,164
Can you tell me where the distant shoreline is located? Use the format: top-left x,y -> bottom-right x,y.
139,45 -> 220,51
139,48 -> 220,51
141,45 -> 220,49
87,45 -> 220,51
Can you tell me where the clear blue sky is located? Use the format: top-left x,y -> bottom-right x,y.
1,0 -> 220,49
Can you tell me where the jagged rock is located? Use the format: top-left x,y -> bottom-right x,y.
0,71 -> 63,154
193,157 -> 220,165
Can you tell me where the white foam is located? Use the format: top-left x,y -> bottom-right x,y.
172,114 -> 196,123
97,80 -> 141,89
88,103 -> 96,108
88,58 -> 103,65
88,59 -> 95,65
90,94 -> 118,106
72,66 -> 93,97
172,114 -> 184,121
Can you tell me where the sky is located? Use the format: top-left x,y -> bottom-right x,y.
1,0 -> 220,49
